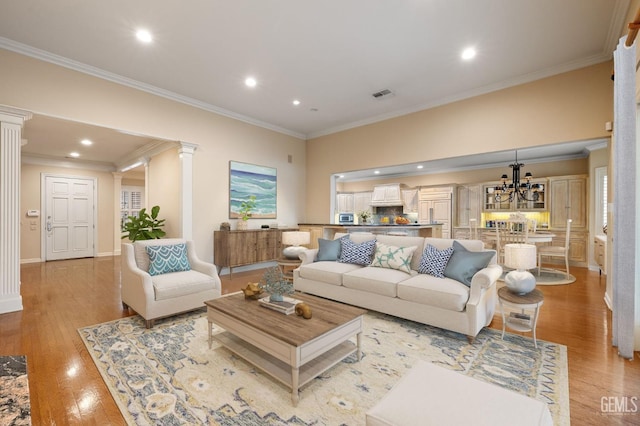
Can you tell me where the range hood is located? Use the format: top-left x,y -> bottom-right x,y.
370,184 -> 404,206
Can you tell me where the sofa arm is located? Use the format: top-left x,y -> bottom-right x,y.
299,248 -> 319,265
468,264 -> 502,303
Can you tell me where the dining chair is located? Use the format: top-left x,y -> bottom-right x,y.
468,218 -> 478,240
538,219 -> 572,279
495,219 -> 529,265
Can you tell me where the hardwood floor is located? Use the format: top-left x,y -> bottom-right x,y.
1,258 -> 638,425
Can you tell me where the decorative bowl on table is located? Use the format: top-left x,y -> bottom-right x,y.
242,282 -> 264,300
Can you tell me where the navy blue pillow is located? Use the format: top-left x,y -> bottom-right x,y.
443,241 -> 493,286
339,238 -> 376,266
316,238 -> 343,261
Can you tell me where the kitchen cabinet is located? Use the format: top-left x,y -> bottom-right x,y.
594,235 -> 606,274
353,192 -> 373,215
456,184 -> 481,227
336,193 -> 354,213
482,179 -> 547,212
418,187 -> 452,239
548,175 -> 587,229
402,189 -> 418,214
371,184 -> 402,206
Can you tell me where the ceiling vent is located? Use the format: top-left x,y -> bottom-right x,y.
372,89 -> 394,99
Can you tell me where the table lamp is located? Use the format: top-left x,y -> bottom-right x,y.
282,231 -> 311,259
504,243 -> 537,295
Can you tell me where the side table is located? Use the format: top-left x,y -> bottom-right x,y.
277,258 -> 302,282
498,286 -> 544,348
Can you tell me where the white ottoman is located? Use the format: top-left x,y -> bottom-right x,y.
366,360 -> 553,426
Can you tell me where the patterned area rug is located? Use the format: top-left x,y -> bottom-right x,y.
0,355 -> 31,426
79,309 -> 569,425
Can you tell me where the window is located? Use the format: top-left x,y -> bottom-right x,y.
595,167 -> 607,233
121,186 -> 145,229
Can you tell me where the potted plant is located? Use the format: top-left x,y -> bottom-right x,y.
358,210 -> 372,224
237,195 -> 257,230
121,205 -> 166,241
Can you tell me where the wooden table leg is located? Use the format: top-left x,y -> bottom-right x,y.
208,320 -> 213,349
357,332 -> 362,361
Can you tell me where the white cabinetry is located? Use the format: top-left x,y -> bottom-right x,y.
456,184 -> 481,227
336,193 -> 354,213
371,184 -> 403,206
402,189 -> 418,213
353,192 -> 373,215
418,187 -> 453,239
548,175 -> 587,229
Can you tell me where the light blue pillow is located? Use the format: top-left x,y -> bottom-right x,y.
316,237 -> 343,261
146,243 -> 191,276
418,244 -> 454,278
339,238 -> 376,266
443,241 -> 494,287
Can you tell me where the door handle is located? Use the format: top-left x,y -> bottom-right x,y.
47,221 -> 52,232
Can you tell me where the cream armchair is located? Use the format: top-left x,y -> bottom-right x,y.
121,238 -> 221,328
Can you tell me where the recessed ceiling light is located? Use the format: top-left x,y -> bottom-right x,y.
374,170 -> 380,174
69,152 -> 80,158
417,165 -> 424,169
461,47 -> 476,60
292,100 -> 301,106
338,175 -> 345,178
245,77 -> 257,88
81,139 -> 93,146
136,29 -> 153,44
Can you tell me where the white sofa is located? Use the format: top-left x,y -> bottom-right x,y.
121,238 -> 221,328
293,233 -> 502,341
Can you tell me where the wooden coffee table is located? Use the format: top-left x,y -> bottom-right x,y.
205,292 -> 366,406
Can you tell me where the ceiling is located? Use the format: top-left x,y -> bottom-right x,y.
0,0 -> 629,172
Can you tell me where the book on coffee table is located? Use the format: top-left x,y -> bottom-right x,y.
258,296 -> 302,315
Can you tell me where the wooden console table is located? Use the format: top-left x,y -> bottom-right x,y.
214,229 -> 294,278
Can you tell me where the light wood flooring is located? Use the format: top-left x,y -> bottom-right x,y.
0,257 -> 638,425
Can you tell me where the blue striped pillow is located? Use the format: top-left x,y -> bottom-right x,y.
146,243 -> 191,276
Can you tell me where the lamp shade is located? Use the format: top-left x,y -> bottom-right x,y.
504,244 -> 537,270
282,231 -> 310,247
282,231 -> 311,259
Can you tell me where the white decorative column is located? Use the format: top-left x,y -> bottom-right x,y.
112,172 -> 123,255
0,107 -> 32,314
178,142 -> 198,240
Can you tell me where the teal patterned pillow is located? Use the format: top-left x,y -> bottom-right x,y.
418,244 -> 454,278
339,238 -> 376,266
146,243 -> 191,276
371,242 -> 417,273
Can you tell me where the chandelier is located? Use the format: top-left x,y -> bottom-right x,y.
494,151 -> 540,202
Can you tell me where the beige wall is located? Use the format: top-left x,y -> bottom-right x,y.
147,148 -> 181,238
307,61 -> 613,222
20,164 -> 115,261
2,49 -> 306,262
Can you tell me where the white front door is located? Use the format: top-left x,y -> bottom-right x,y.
44,175 -> 96,261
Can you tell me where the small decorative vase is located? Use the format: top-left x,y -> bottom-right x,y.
269,293 -> 284,302
237,220 -> 248,230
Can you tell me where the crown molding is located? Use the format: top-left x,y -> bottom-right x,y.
22,153 -> 115,172
0,38 -> 306,141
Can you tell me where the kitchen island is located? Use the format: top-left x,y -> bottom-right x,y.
297,223 -> 443,248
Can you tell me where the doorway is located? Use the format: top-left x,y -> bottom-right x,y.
41,174 -> 97,261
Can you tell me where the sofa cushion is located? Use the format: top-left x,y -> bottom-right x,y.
343,267 -> 408,297
444,241 -> 494,287
152,270 -> 214,301
418,244 -> 454,277
317,237 -> 343,261
298,261 -> 363,286
146,243 -> 191,276
397,274 -> 470,311
339,238 -> 377,266
371,242 -> 418,273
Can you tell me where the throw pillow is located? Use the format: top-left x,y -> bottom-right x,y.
418,244 -> 454,278
339,238 -> 376,266
146,243 -> 191,276
316,237 -> 343,261
371,242 -> 417,273
443,241 -> 494,287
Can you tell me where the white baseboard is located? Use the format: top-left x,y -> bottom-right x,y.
20,258 -> 42,264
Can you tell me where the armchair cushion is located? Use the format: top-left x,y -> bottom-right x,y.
146,243 -> 191,276
152,270 -> 214,301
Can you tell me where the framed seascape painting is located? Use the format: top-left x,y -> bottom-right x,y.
229,161 -> 277,219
